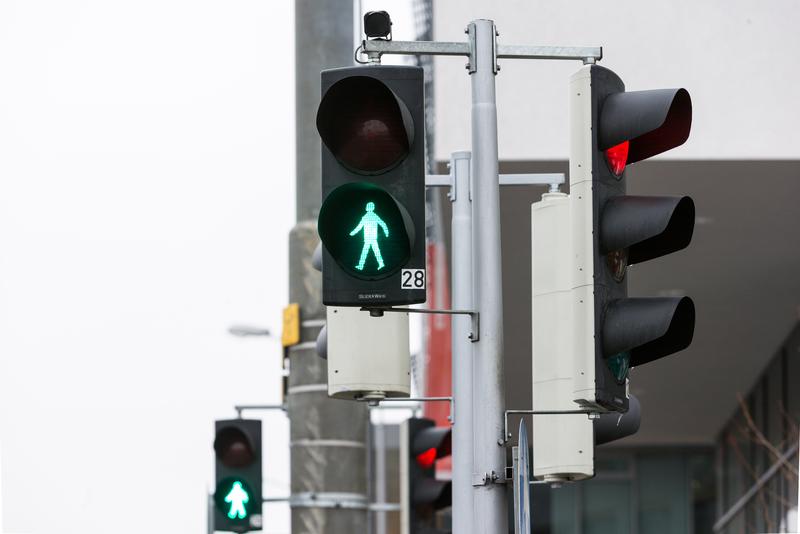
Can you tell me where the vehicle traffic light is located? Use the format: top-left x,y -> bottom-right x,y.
316,65 -> 426,307
569,64 -> 695,412
531,64 -> 694,480
213,419 -> 262,532
401,417 -> 452,534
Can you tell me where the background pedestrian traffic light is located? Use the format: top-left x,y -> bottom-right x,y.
401,417 -> 452,534
316,65 -> 426,306
570,64 -> 695,413
214,419 -> 262,533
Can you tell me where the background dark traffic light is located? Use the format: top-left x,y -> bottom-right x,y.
401,417 -> 452,534
214,419 -> 262,533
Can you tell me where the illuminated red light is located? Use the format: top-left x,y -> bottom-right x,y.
605,140 -> 629,177
416,447 -> 437,469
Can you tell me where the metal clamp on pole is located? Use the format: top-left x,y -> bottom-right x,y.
361,306 -> 480,342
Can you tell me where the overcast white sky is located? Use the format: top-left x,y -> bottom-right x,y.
0,1 -> 423,532
0,1 -> 294,532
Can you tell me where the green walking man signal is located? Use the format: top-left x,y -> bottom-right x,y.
224,480 -> 250,520
350,201 -> 389,271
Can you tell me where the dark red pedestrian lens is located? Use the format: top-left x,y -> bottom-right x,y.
317,76 -> 413,174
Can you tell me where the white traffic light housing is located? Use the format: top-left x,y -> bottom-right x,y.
325,306 -> 410,401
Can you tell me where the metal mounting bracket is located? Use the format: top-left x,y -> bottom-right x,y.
365,395 -> 454,423
234,404 -> 286,419
472,470 -> 506,487
503,408 -> 600,444
361,306 -> 480,342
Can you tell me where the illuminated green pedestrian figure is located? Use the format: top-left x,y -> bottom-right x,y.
350,201 -> 389,271
224,481 -> 250,519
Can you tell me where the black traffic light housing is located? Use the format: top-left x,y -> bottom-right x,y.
583,65 -> 695,413
317,65 -> 426,307
402,417 -> 452,534
214,419 -> 262,533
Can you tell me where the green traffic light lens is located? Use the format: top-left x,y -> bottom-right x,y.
215,478 -> 252,521
318,182 -> 413,280
606,352 -> 631,384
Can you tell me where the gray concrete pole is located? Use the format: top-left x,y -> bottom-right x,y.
450,151 -> 475,534
295,0 -> 355,222
290,2 -> 368,533
469,19 -> 508,534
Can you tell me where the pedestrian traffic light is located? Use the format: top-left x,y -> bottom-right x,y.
569,64 -> 695,413
214,419 -> 262,532
316,65 -> 426,307
401,417 -> 452,534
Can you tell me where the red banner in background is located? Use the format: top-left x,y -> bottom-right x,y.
423,192 -> 452,476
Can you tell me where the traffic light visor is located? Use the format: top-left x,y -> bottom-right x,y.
595,395 -> 641,445
214,426 -> 256,468
412,479 -> 452,509
317,75 -> 414,175
599,88 -> 692,164
600,195 -> 695,265
603,297 -> 695,367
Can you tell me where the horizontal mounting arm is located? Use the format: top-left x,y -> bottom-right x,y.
362,306 -> 479,342
362,39 -> 601,63
234,404 -> 286,418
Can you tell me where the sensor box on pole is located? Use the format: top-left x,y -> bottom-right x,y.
326,307 -> 410,401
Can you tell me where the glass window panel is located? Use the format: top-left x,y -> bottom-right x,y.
690,452 -> 716,534
550,483 -> 577,534
595,455 -> 632,474
583,480 -> 632,534
787,328 -> 800,424
638,455 -> 688,534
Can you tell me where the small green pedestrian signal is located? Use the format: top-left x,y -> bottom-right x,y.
350,201 -> 389,271
224,480 -> 250,520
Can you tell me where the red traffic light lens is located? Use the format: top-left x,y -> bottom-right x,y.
416,447 -> 437,469
605,140 -> 629,177
214,427 -> 255,468
317,76 -> 413,175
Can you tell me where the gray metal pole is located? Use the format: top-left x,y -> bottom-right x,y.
450,150 -> 475,534
207,491 -> 214,534
374,421 -> 387,534
290,2 -> 368,533
469,19 -> 507,534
